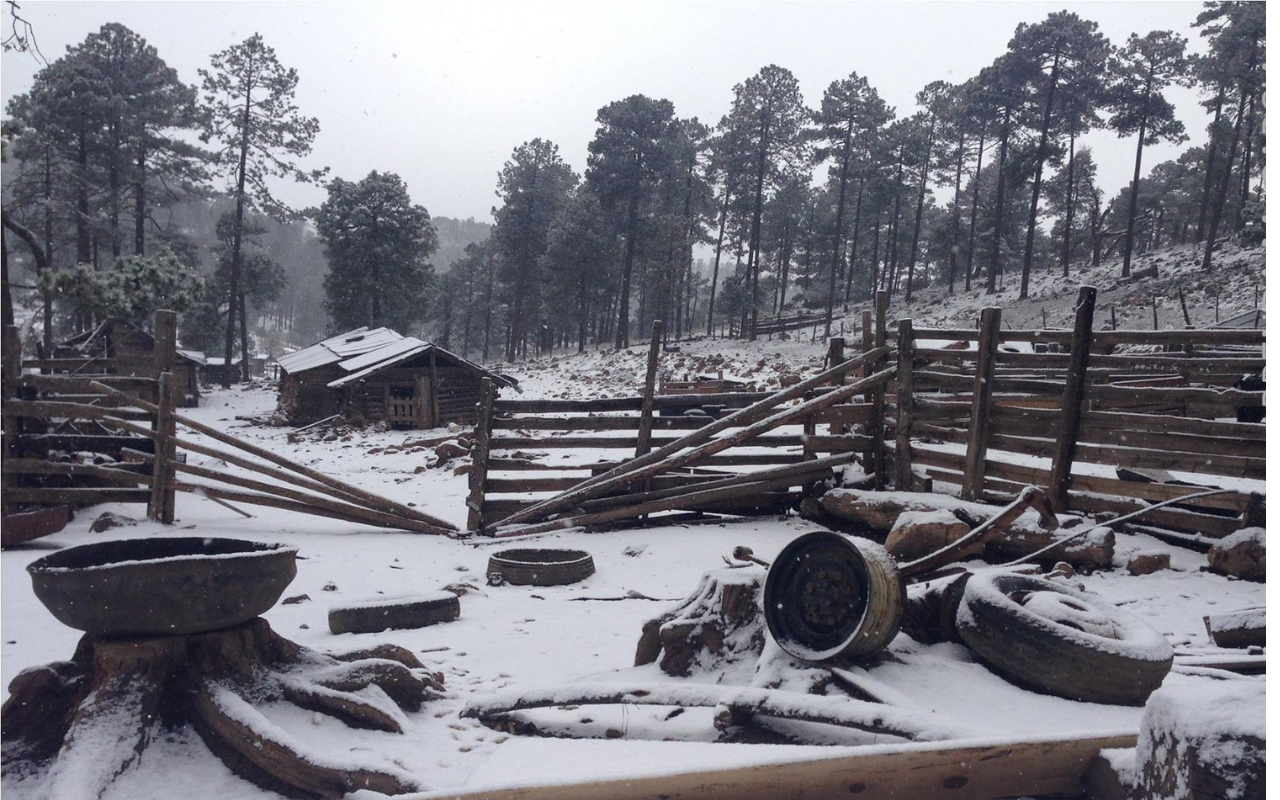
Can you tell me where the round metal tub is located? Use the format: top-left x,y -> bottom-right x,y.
763,531 -> 904,661
28,537 -> 298,638
487,548 -> 595,586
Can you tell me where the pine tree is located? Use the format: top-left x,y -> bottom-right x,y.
317,171 -> 437,333
200,33 -> 324,384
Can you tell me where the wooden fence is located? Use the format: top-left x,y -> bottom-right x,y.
2,312 -> 457,539
466,320 -> 886,531
890,287 -> 1265,546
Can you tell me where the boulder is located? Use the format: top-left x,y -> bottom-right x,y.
1207,527 -> 1265,582
1127,550 -> 1171,576
1203,606 -> 1265,649
884,509 -> 969,562
90,512 -> 138,533
434,440 -> 470,463
778,373 -> 803,387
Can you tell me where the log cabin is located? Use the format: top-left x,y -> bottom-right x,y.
50,319 -> 202,407
277,327 -> 514,427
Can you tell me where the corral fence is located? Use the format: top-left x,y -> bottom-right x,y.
891,286 -> 1264,547
466,318 -> 888,532
469,289 -> 1264,547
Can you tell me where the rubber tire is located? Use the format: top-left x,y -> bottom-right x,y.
486,548 -> 595,586
956,572 -> 1173,706
329,594 -> 460,634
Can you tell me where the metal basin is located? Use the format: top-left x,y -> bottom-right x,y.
28,537 -> 298,638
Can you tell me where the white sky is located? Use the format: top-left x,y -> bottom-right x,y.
1,1 -> 1213,224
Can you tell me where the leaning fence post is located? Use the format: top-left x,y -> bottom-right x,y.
1048,287 -> 1096,511
466,378 -> 496,532
870,291 -> 889,490
861,309 -> 872,378
3,324 -> 21,461
961,307 -> 1000,501
895,319 -> 915,490
635,320 -> 663,457
808,336 -> 845,461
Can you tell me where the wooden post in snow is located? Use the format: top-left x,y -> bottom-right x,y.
428,348 -> 441,426
895,319 -> 915,490
2,324 -> 21,461
1048,287 -> 1096,511
870,291 -> 888,489
416,374 -> 433,428
635,320 -> 663,457
150,309 -> 178,523
810,336 -> 845,460
961,307 -> 1000,501
467,378 -> 496,532
861,309 -> 873,378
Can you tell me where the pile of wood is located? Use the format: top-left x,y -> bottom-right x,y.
635,567 -> 765,677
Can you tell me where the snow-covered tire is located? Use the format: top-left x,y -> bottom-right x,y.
956,572 -> 1173,706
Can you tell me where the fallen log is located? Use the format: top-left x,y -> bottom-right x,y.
461,681 -> 974,742
170,483 -> 445,535
1203,607 -> 1265,649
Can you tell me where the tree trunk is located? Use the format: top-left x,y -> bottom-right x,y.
1202,89 -> 1250,272
42,147 -> 54,351
844,176 -> 865,306
1235,92 -> 1256,232
224,64 -> 255,389
1061,131 -> 1077,277
825,123 -> 854,335
134,148 -> 147,256
964,123 -> 986,292
747,116 -> 770,340
886,140 -> 906,298
905,118 -> 936,302
1195,85 -> 1225,243
76,133 -> 91,266
239,291 -> 250,382
1020,50 -> 1061,300
947,132 -> 965,293
614,192 -> 640,349
706,185 -> 730,336
1121,68 -> 1155,278
987,105 -> 1012,295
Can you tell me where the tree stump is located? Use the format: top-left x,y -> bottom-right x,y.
635,568 -> 764,677
884,510 -> 970,562
1,617 -> 444,799
1136,682 -> 1265,800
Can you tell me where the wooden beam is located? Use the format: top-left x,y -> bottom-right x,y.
466,378 -> 496,532
428,348 -> 441,426
961,307 -> 1000,500
434,733 -> 1136,800
1048,287 -> 1096,510
870,291 -> 888,489
636,320 -> 663,458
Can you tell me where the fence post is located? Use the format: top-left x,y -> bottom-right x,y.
961,307 -> 1000,501
3,324 -> 21,461
415,374 -> 433,428
861,309 -> 872,378
809,336 -> 845,461
1048,287 -> 1096,512
466,377 -> 496,532
429,348 -> 441,426
895,319 -> 915,490
635,320 -> 663,458
150,308 -> 178,522
870,291 -> 888,490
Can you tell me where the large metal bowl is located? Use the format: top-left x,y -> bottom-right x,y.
28,537 -> 298,638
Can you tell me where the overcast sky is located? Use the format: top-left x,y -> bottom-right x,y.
2,1 -> 1212,224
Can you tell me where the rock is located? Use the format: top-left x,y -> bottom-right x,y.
372,421 -> 389,433
778,373 -> 802,387
413,465 -> 427,474
1207,527 -> 1265,582
442,582 -> 481,597
451,463 -> 472,477
1136,682 -> 1264,800
322,582 -> 338,592
434,440 -> 469,462
1127,550 -> 1171,576
884,509 -> 969,563
281,594 -> 311,605
622,544 -> 647,557
90,512 -> 138,533
635,568 -> 764,678
447,422 -> 463,434
1203,606 -> 1265,649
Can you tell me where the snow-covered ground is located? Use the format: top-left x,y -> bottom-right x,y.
0,243 -> 1267,798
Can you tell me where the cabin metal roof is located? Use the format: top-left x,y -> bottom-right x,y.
327,342 -> 514,389
276,327 -> 405,375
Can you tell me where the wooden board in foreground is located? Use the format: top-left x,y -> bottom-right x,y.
428,732 -> 1137,800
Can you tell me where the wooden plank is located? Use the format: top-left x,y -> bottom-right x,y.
436,733 -> 1136,800
1049,287 -> 1095,510
489,434 -> 806,450
811,403 -> 874,426
485,473 -> 721,494
1078,424 -> 1265,460
2,487 -> 152,506
467,379 -> 496,531
802,434 -> 874,454
17,374 -> 158,392
492,415 -> 709,432
2,400 -> 152,422
1080,410 -> 1265,440
961,307 -> 1000,500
